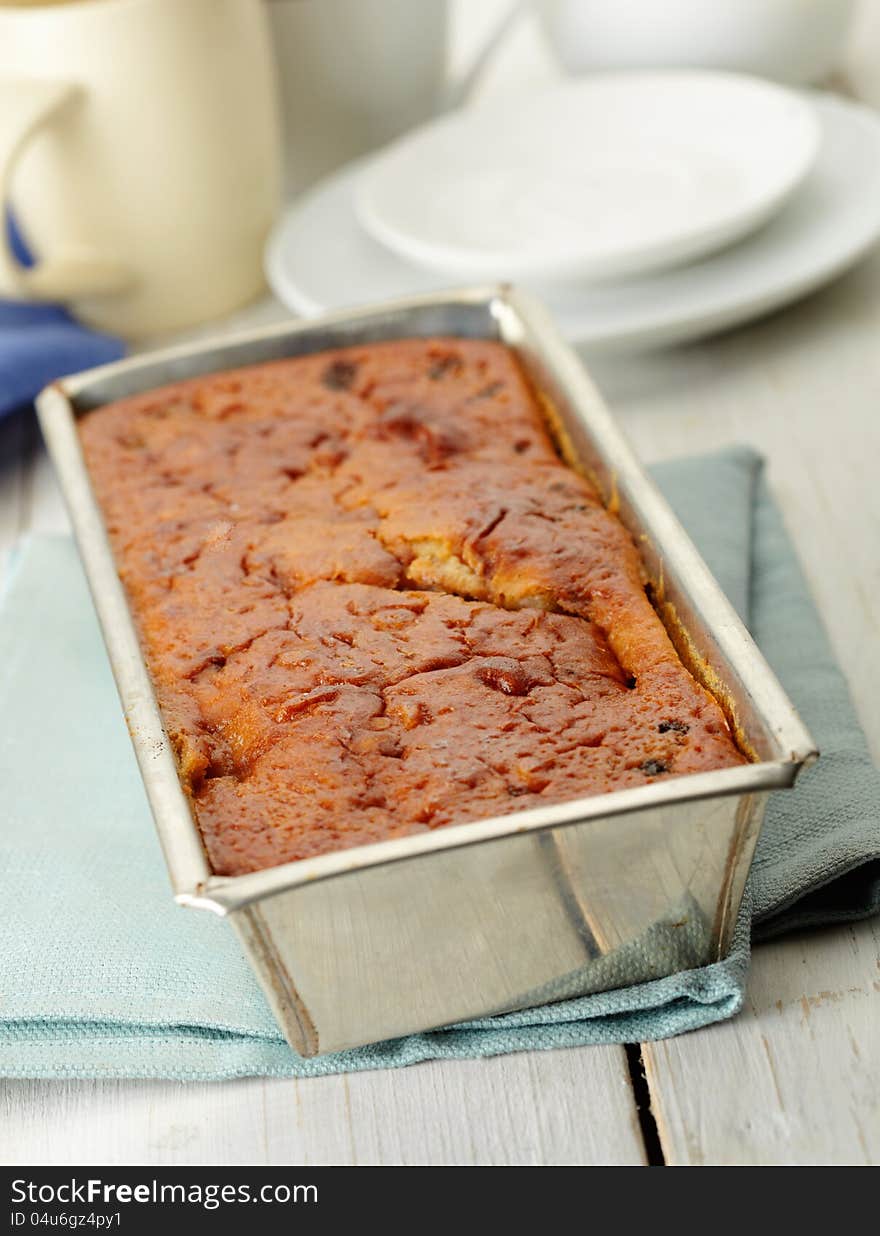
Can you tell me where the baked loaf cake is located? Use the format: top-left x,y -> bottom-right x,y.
80,338 -> 745,875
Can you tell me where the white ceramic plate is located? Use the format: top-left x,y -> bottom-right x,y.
353,71 -> 819,284
265,96 -> 880,352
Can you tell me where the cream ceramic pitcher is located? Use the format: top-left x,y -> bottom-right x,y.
0,0 -> 281,338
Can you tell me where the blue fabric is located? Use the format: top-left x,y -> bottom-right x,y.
0,216 -> 123,419
0,447 -> 877,1079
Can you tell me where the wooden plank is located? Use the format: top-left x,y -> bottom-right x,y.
644,918 -> 880,1165
0,1048 -> 646,1166
0,1076 -> 267,1169
290,1050 -> 646,1166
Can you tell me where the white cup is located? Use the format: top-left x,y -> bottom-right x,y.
268,0 -> 450,195
536,0 -> 857,87
267,0 -> 528,195
0,0 -> 282,338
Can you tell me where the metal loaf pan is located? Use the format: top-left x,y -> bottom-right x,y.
37,286 -> 817,1056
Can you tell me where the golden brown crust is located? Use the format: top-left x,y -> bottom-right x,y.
80,338 -> 745,875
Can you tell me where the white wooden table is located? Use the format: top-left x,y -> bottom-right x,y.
1,3 -> 879,1170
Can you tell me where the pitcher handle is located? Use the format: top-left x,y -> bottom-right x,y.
0,78 -> 132,301
443,0 -> 531,111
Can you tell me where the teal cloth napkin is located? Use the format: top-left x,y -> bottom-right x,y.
1,447 -> 877,1079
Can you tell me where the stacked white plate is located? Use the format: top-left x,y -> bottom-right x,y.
266,71 -> 880,350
